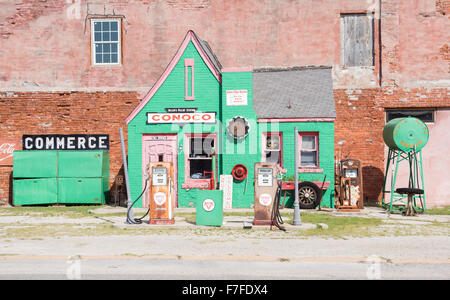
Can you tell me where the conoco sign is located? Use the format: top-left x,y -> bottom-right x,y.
147,112 -> 216,124
0,139 -> 21,166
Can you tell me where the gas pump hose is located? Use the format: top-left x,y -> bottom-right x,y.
271,183 -> 286,231
126,180 -> 150,224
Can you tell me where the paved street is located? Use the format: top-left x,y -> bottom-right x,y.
0,207 -> 448,280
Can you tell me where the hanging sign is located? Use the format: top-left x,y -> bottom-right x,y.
147,112 -> 216,124
0,138 -> 21,166
22,134 -> 109,151
226,90 -> 248,106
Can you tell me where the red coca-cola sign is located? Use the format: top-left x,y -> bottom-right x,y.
0,139 -> 21,166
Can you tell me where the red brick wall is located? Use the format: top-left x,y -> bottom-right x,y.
0,91 -> 140,205
334,88 -> 385,203
436,0 -> 450,15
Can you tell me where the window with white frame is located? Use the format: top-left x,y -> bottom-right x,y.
299,132 -> 319,168
91,18 -> 121,65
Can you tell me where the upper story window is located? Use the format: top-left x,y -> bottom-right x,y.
91,18 -> 121,65
340,13 -> 374,67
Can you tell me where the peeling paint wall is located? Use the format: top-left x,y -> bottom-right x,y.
1,0 -> 446,92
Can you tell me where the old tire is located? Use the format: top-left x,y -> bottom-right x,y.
297,181 -> 321,209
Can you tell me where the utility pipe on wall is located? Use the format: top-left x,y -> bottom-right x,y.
120,127 -> 133,223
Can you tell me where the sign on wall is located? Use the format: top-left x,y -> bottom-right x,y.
22,134 -> 109,151
220,174 -> 233,209
0,139 -> 21,166
226,90 -> 248,106
147,112 -> 216,124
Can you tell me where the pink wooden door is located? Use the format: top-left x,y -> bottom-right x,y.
142,134 -> 178,208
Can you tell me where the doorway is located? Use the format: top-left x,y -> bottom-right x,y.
142,134 -> 178,207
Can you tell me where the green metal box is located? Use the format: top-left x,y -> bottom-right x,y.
13,178 -> 58,205
57,178 -> 106,204
58,151 -> 109,178
196,190 -> 223,226
13,151 -> 58,178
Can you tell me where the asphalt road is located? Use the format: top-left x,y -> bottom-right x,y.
0,235 -> 449,280
0,256 -> 448,280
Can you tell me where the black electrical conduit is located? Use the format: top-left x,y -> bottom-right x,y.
126,180 -> 150,224
271,182 -> 286,231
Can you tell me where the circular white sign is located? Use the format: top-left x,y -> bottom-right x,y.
259,193 -> 272,207
153,192 -> 167,206
202,199 -> 215,212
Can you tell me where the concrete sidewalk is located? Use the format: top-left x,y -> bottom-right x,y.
86,205 -> 450,231
90,206 -> 318,231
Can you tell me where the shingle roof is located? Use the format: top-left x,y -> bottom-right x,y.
191,31 -> 223,73
252,66 -> 336,119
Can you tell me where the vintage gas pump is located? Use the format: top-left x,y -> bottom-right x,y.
336,159 -> 363,210
147,162 -> 175,224
253,162 -> 281,226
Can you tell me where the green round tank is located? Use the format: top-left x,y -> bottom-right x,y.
383,117 -> 429,152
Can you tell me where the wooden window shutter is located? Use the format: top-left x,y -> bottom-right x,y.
341,14 -> 374,67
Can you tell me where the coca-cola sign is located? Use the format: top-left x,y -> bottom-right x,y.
0,139 -> 21,166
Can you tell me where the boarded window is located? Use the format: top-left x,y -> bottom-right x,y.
386,109 -> 435,123
340,14 -> 374,67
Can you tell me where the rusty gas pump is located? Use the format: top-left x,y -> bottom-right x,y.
147,162 -> 175,224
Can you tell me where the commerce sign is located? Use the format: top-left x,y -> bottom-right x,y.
147,112 -> 216,124
22,134 -> 109,151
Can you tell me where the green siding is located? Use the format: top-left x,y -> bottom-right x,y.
128,42 -> 221,207
221,71 -> 257,207
127,43 -> 335,208
260,122 -> 335,208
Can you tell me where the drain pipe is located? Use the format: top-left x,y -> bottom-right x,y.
292,126 -> 302,225
120,127 -> 133,223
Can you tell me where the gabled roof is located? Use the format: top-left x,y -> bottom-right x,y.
126,30 -> 222,124
252,66 -> 336,119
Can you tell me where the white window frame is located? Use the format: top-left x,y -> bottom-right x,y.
90,18 -> 122,66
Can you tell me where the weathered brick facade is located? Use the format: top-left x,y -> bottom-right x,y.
0,91 -> 140,205
0,0 -> 448,206
334,87 -> 450,203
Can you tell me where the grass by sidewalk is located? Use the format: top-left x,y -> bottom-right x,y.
0,205 -> 448,239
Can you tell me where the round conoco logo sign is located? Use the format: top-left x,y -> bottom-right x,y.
202,199 -> 215,212
153,192 -> 167,206
259,193 -> 272,206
